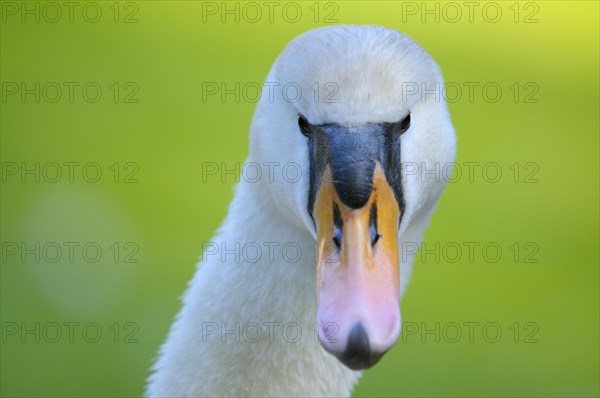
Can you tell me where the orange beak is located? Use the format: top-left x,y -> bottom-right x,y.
314,163 -> 401,370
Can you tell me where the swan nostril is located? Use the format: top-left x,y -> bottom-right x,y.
369,204 -> 379,247
332,227 -> 342,249
332,202 -> 343,250
369,223 -> 380,247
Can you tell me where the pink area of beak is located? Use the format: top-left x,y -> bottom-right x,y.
317,254 -> 401,356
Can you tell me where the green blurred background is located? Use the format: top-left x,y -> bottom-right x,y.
1,1 -> 598,396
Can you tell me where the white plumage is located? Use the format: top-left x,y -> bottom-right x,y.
147,25 -> 456,397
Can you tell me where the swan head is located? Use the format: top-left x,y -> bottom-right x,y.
249,25 -> 456,370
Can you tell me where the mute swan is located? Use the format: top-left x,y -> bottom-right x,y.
147,25 -> 456,397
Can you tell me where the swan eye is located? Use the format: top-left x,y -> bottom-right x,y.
397,113 -> 411,134
298,114 -> 312,137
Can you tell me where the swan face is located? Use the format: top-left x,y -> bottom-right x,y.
249,25 -> 456,370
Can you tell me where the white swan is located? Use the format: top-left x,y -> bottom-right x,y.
147,25 -> 456,397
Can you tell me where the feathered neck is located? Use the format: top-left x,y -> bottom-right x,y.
146,178 -> 360,397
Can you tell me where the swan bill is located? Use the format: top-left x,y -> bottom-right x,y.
314,164 -> 401,370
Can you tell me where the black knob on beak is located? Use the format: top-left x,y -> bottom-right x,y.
338,323 -> 386,370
